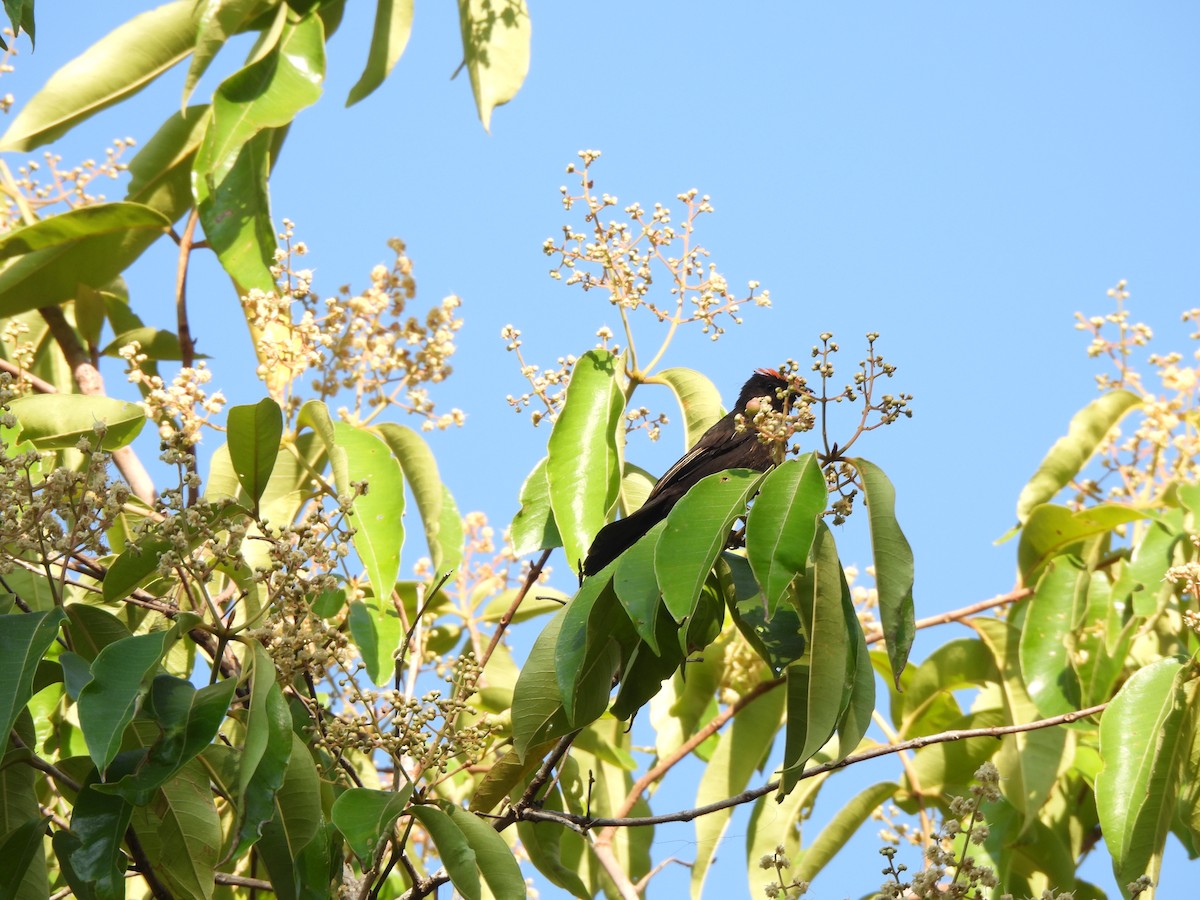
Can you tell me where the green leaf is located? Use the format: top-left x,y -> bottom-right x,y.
546,350 -> 624,572
227,398 -> 283,508
64,604 -> 132,661
128,761 -> 221,900
445,805 -> 526,900
655,367 -> 723,449
1016,390 -> 1142,524
0,608 -> 65,750
94,675 -> 236,805
256,734 -> 326,896
1019,556 -> 1084,717
333,422 -> 405,601
745,771 -> 828,898
232,643 -> 293,858
1018,502 -> 1148,585
0,202 -> 169,257
126,105 -> 210,221
0,815 -> 49,900
555,574 -> 624,724
690,687 -> 785,898
9,394 -> 144,451
511,607 -> 573,760
835,584 -> 875,761
376,422 -> 461,575
656,468 -> 766,622
746,453 -> 827,616
851,458 -> 915,688
410,805 -> 480,900
455,0 -> 530,131
780,523 -> 852,793
1097,657 -> 1192,894
77,629 -> 176,773
797,781 -> 900,881
346,0 -> 413,105
198,14 -> 325,185
0,0 -> 195,151
347,599 -> 402,687
973,618 -> 1069,831
723,554 -> 806,675
195,127 -> 276,293
99,326 -> 209,361
0,207 -> 170,317
185,0 -> 271,105
516,786 -> 589,897
331,786 -> 413,863
58,759 -> 137,900
897,638 -> 998,736
511,456 -> 561,556
0,710 -> 46,900
613,520 -> 669,650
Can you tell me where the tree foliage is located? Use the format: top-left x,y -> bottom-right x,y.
0,5 -> 1197,900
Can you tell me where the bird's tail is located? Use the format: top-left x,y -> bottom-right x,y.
582,502 -> 668,577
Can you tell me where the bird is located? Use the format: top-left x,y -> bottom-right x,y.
582,368 -> 796,577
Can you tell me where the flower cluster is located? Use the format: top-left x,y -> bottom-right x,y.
119,342 -> 226,448
242,223 -> 465,429
1072,282 -> 1200,505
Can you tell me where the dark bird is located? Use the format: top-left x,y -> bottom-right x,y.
582,368 -> 795,577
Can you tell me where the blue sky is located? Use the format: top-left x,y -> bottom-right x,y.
5,2 -> 1199,896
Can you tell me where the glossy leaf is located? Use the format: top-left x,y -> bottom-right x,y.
511,456 -> 562,556
973,618 -> 1069,831
546,350 -> 624,572
232,648 -> 293,857
851,458 -> 915,687
60,755 -> 140,900
797,780 -> 899,882
835,582 -> 875,761
128,761 -> 221,900
77,630 -> 174,773
746,453 -> 827,616
331,786 -> 413,863
446,805 -> 526,900
256,734 -> 325,895
199,15 -> 325,184
612,519 -> 668,649
0,815 -> 49,900
511,607 -> 573,760
333,422 -> 405,601
64,605 -> 132,662
516,786 -> 590,897
1016,389 -> 1142,523
655,367 -> 723,449
376,422 -> 462,575
186,0 -> 271,104
1097,657 -> 1191,892
456,0 -> 531,131
227,397 -> 283,508
0,608 -> 65,750
95,675 -> 236,805
9,394 -> 144,451
656,468 -> 765,622
1017,502 -> 1146,585
347,0 -> 413,105
690,686 -> 785,898
555,574 -> 626,725
195,127 -> 276,294
347,599 -> 402,687
99,326 -> 209,361
410,805 -> 480,900
0,202 -> 168,257
898,638 -> 998,736
1019,555 -> 1084,717
780,524 -> 852,793
0,1 -> 195,151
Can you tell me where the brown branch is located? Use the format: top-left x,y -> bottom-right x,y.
37,304 -> 156,505
480,548 -> 552,670
175,208 -> 199,370
126,825 -> 175,900
9,731 -> 81,792
214,873 -> 274,891
864,586 -> 1031,646
0,357 -> 56,393
518,703 -> 1108,830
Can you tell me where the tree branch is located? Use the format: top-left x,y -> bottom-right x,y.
863,586 -> 1030,646
518,702 -> 1108,829
36,304 -> 157,505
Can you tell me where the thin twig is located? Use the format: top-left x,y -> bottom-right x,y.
517,703 -> 1108,830
480,548 -> 552,670
863,587 -> 1030,646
